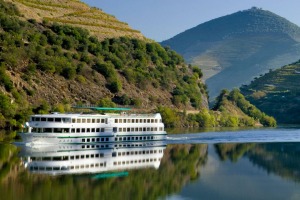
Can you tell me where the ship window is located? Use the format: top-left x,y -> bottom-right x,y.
123,119 -> 127,123
147,119 -> 150,123
87,138 -> 90,142
101,128 -> 104,132
31,117 -> 35,121
77,119 -> 81,123
101,119 -> 105,123
76,128 -> 80,133
82,119 -> 86,123
118,128 -> 122,132
135,128 -> 138,131
44,128 -> 52,133
143,119 -> 146,123
91,128 -> 95,132
127,137 -> 130,140
63,128 -> 69,133
139,128 -> 142,131
92,138 -> 95,142
139,119 -> 143,123
106,138 -> 109,141
101,138 -> 104,142
36,118 -> 40,121
46,167 -> 52,171
128,119 -> 131,123
97,138 -> 100,142
41,118 -> 46,121
119,119 -> 123,123
97,119 -> 100,123
55,118 -> 61,122
54,128 -> 62,133
87,119 -> 91,123
96,128 -> 100,132
87,128 -> 90,132
115,119 -> 118,123
82,139 -> 85,142
127,128 -> 130,132
72,119 -> 76,123
76,155 -> 80,159
113,127 -> 117,133
155,119 -> 158,123
92,119 -> 95,123
147,128 -> 150,131
154,128 -> 157,131
143,128 -> 146,131
71,128 -> 75,133
151,119 -> 154,123
82,128 -> 86,133
48,118 -> 54,122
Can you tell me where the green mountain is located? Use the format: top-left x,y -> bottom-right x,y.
0,0 -> 207,130
161,7 -> 300,99
240,60 -> 300,124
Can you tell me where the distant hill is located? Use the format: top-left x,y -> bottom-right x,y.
5,0 -> 145,41
240,60 -> 300,124
161,7 -> 300,99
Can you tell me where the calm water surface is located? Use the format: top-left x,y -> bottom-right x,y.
1,127 -> 300,200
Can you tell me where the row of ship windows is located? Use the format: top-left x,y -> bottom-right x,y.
30,149 -> 164,162
81,135 -> 159,143
31,117 -> 161,124
29,162 -> 106,171
118,127 -> 163,132
115,149 -> 163,157
114,118 -> 161,123
113,158 -> 161,166
29,158 -> 161,172
31,153 -> 105,161
31,127 -> 163,133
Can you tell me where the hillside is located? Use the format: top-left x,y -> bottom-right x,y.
241,60 -> 300,124
5,0 -> 145,41
0,0 -> 208,130
161,7 -> 300,99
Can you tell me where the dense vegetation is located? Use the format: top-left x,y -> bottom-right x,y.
157,89 -> 276,128
241,60 -> 300,124
0,0 -> 207,132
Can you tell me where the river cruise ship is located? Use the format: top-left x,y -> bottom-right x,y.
20,141 -> 166,175
19,107 -> 167,145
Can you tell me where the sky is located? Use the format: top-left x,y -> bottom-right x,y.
82,0 -> 300,42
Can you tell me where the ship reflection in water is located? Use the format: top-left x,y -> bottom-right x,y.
19,141 -> 166,176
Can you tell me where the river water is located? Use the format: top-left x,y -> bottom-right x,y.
1,127 -> 300,200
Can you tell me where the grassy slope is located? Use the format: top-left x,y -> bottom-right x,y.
6,0 -> 145,41
241,60 -> 300,124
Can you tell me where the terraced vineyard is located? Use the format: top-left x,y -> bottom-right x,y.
7,0 -> 145,40
241,60 -> 300,123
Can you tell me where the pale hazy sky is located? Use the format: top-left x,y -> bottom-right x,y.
82,0 -> 300,42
